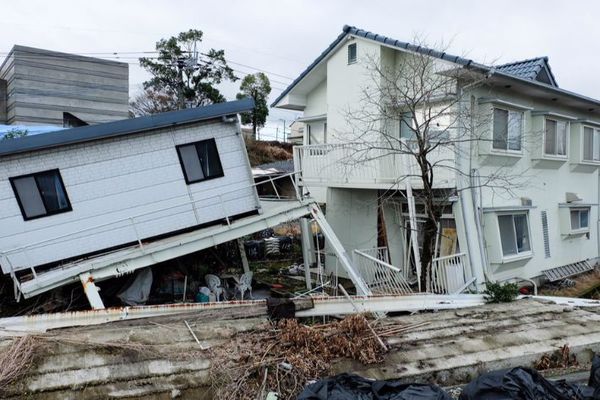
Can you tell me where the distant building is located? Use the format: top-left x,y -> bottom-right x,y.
287,120 -> 304,145
0,45 -> 129,126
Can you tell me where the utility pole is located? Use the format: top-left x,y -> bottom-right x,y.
279,119 -> 287,142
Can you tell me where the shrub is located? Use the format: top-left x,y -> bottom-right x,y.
483,282 -> 519,303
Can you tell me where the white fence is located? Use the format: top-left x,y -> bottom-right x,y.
353,249 -> 413,295
428,252 -> 469,294
293,142 -> 456,189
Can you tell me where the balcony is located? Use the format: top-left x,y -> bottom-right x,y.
293,142 -> 456,190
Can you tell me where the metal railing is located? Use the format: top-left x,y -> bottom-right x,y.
0,171 -> 306,280
353,249 -> 413,295
293,142 -> 455,188
429,252 -> 469,294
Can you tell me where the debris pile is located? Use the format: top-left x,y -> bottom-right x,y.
534,344 -> 579,370
210,315 -> 390,399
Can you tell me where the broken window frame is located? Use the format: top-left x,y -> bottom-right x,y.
176,138 -> 225,185
10,169 -> 72,221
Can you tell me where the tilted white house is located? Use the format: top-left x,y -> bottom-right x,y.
0,98 -> 260,273
0,98 -> 367,308
274,25 -> 600,291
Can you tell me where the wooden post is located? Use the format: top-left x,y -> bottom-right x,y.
237,239 -> 250,274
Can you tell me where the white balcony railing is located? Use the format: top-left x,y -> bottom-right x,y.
429,252 -> 470,294
293,142 -> 456,189
353,248 -> 413,295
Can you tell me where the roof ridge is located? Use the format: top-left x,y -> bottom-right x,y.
497,56 -> 548,68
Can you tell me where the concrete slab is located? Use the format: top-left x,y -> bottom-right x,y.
4,298 -> 600,398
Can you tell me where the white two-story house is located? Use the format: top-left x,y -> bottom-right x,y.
274,25 -> 600,291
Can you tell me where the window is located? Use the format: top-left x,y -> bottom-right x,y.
400,112 -> 416,140
570,208 -> 590,231
544,119 -> 568,156
176,139 -> 224,184
347,43 -> 357,64
498,213 -> 531,257
583,127 -> 600,161
10,169 -> 71,220
492,108 -> 523,151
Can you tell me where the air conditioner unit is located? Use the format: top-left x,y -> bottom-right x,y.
566,192 -> 582,203
521,197 -> 532,206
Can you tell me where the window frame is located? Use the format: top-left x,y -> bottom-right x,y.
497,212 -> 533,260
569,207 -> 590,232
9,168 -> 72,221
543,118 -> 569,158
175,138 -> 225,185
491,106 -> 524,153
347,43 -> 357,64
582,125 -> 600,163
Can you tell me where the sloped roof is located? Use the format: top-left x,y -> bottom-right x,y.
497,57 -> 558,87
0,98 -> 254,157
271,25 -> 486,107
271,25 -> 487,107
273,26 -> 600,109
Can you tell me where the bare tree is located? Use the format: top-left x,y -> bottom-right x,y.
342,40 -> 532,290
129,88 -> 179,117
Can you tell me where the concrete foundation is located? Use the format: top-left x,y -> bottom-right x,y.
4,299 -> 600,398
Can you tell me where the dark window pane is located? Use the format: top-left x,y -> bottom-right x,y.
196,139 -> 223,178
507,111 -> 522,151
493,108 -> 508,150
514,214 -> 530,252
571,210 -> 580,230
557,121 -> 567,155
584,127 -> 594,160
498,215 -> 516,256
177,139 -> 223,184
36,171 -> 69,213
13,176 -> 46,218
179,144 -> 205,182
545,119 -> 557,155
11,170 -> 71,220
348,43 -> 357,63
580,209 -> 589,228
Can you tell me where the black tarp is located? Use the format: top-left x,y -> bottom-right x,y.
297,373 -> 451,400
297,355 -> 600,400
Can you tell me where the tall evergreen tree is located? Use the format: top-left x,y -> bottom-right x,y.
236,73 -> 271,138
137,29 -> 237,112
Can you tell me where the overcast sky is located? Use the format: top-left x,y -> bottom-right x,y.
1,0 -> 598,139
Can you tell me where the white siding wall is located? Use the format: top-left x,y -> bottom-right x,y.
470,86 -> 600,280
304,80 -> 327,118
326,37 -> 381,144
0,119 -> 260,273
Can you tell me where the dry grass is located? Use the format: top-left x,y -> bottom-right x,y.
0,336 -> 38,392
244,139 -> 292,167
209,315 -> 388,399
540,270 -> 600,298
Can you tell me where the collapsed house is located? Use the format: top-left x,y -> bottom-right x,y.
0,98 -> 367,309
273,25 -> 600,293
